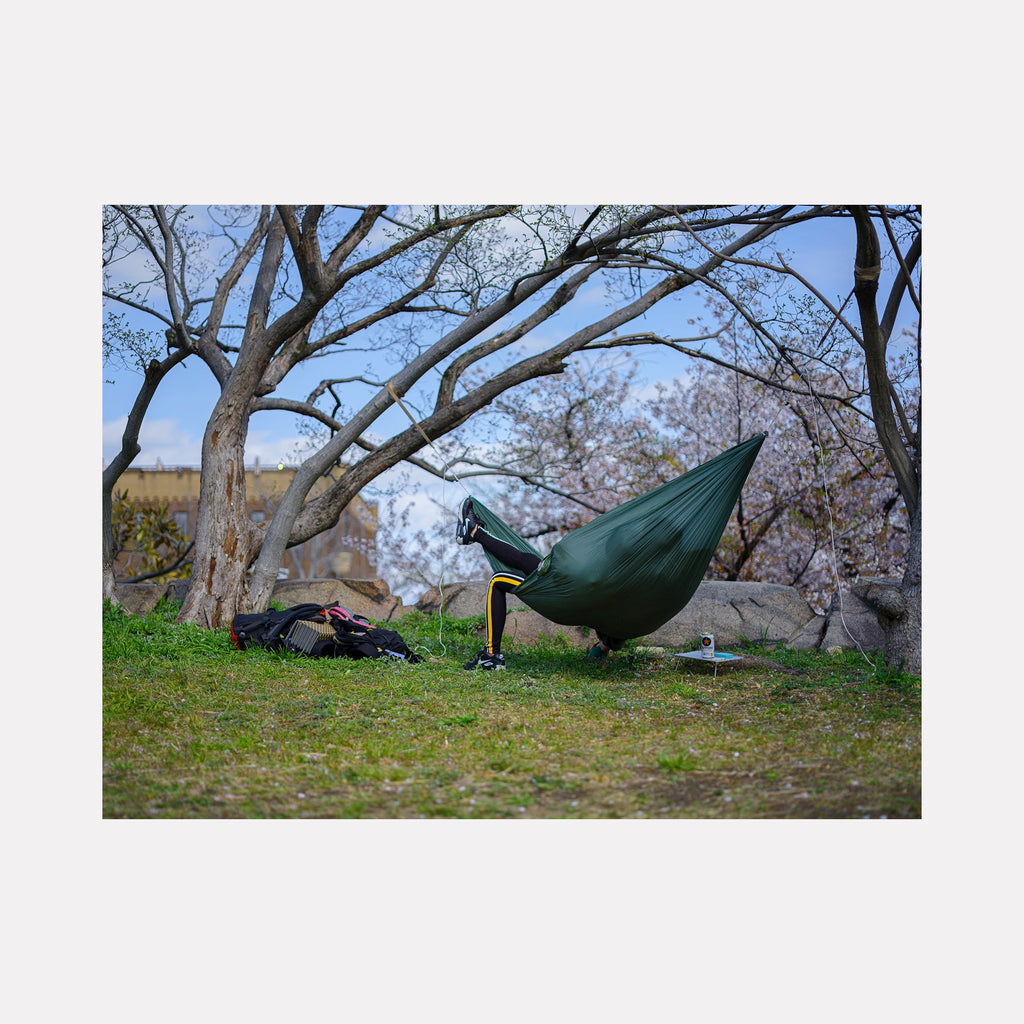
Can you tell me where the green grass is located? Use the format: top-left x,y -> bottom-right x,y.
102,600 -> 921,819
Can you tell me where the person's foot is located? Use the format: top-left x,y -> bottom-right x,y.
463,649 -> 506,670
455,497 -> 483,545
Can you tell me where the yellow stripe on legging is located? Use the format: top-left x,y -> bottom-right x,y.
486,573 -> 524,654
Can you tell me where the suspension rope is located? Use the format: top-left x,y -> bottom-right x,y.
386,382 -> 474,499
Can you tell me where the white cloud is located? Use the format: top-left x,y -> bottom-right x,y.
102,416 -> 312,470
244,427 -> 316,469
103,416 -> 202,467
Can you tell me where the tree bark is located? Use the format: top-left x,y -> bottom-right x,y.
175,401 -> 264,628
862,501 -> 921,674
174,211 -> 294,627
850,206 -> 919,518
890,499 -> 922,674
849,206 -> 922,674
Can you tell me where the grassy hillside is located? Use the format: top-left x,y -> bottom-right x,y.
102,600 -> 921,819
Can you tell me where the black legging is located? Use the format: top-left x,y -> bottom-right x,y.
474,530 -> 541,655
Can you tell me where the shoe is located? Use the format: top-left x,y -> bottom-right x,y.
463,649 -> 506,670
587,642 -> 608,661
455,497 -> 483,545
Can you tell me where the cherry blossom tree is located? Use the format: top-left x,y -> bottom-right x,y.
382,343 -> 914,618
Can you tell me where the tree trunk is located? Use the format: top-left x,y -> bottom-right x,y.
861,501 -> 921,674
848,206 -> 922,674
102,480 -> 118,604
175,211 -> 291,627
175,408 -> 263,629
884,500 -> 922,674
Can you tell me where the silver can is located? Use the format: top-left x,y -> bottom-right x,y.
700,633 -> 715,659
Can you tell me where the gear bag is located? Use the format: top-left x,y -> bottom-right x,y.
229,603 -> 422,663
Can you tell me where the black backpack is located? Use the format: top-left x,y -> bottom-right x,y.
230,603 -> 422,663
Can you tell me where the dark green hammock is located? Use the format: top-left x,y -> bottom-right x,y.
468,432 -> 765,640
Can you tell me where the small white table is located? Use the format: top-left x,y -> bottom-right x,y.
673,651 -> 743,679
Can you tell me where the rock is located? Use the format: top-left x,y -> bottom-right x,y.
108,576 -> 406,622
270,578 -> 406,622
416,581 -> 482,619
111,582 -> 170,616
106,572 -> 898,656
417,578 -> 824,652
789,614 -> 828,651
820,578 -> 897,653
647,581 -> 822,649
416,581 -> 590,649
166,578 -> 191,603
855,576 -> 906,622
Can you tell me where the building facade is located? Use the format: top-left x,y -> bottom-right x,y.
111,460 -> 377,581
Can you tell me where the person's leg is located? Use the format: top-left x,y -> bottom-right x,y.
464,572 -> 524,670
474,529 -> 542,577
485,573 -> 526,655
456,498 -> 545,670
456,497 -> 542,576
587,630 -> 626,660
